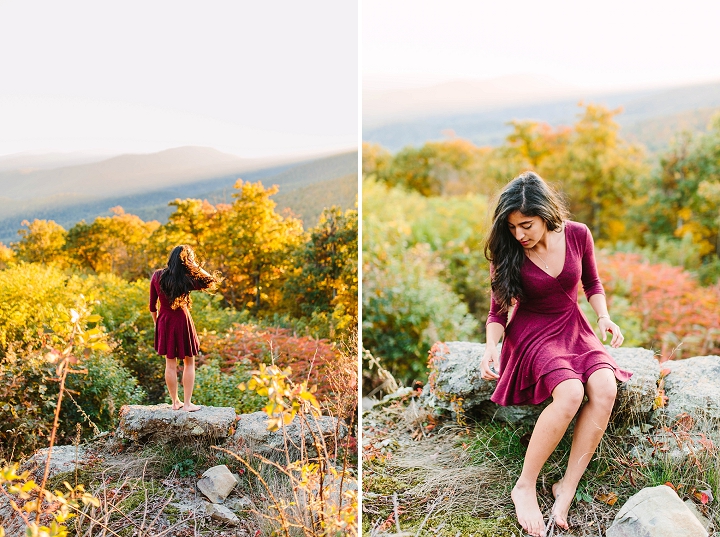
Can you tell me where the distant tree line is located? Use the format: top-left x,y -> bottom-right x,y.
3,179 -> 358,334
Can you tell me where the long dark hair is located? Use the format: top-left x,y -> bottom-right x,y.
484,171 -> 569,312
159,245 -> 222,309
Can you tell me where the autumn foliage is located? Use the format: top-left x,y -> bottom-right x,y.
598,252 -> 720,360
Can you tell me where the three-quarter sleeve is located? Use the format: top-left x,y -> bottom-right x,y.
486,264 -> 508,327
580,224 -> 605,300
149,272 -> 159,312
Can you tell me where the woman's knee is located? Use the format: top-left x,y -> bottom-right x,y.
587,368 -> 617,410
551,379 -> 585,417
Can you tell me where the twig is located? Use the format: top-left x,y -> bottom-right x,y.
393,492 -> 401,534
414,492 -> 446,536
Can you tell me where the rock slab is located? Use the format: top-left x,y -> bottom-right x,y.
656,355 -> 720,425
424,342 -> 660,423
231,411 -> 347,458
118,404 -> 236,443
197,465 -> 238,504
606,485 -> 708,537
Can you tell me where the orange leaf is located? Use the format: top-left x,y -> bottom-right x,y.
664,481 -> 676,491
596,492 -> 618,506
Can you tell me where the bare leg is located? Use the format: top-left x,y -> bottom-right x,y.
512,379 -> 584,537
165,358 -> 182,410
552,368 -> 617,530
181,356 -> 201,412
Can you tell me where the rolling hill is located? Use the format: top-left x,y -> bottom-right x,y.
363,78 -> 720,153
0,148 -> 358,244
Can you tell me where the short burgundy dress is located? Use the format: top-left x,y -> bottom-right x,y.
149,269 -> 207,360
487,220 -> 633,406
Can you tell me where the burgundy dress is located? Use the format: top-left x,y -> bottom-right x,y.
149,269 -> 206,360
487,221 -> 633,406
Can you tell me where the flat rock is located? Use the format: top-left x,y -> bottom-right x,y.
606,485 -> 707,537
117,404 -> 236,443
654,355 -> 720,426
26,445 -> 87,478
197,464 -> 237,504
424,342 -> 660,424
229,411 -> 347,459
205,502 -> 241,526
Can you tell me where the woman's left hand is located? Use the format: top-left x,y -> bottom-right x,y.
598,317 -> 624,348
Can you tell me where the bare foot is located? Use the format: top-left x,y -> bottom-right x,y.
551,480 -> 575,530
171,401 -> 183,410
511,481 -> 545,536
182,402 -> 201,412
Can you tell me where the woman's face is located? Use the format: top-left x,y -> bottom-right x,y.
507,211 -> 547,249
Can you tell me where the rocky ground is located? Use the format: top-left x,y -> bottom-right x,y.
362,385 -> 718,537
0,405 -> 353,537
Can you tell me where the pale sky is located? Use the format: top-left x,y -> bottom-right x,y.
0,1 -> 358,157
363,0 -> 720,92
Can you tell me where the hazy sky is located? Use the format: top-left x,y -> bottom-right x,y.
0,1 -> 358,157
363,0 -> 720,92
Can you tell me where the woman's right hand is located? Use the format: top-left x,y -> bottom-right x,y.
480,346 -> 500,380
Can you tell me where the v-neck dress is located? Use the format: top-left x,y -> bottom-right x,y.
149,269 -> 207,360
487,220 -> 633,406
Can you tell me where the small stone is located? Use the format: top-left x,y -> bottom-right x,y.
224,496 -> 253,512
684,499 -> 711,532
606,485 -> 707,537
205,502 -> 240,526
197,465 -> 238,504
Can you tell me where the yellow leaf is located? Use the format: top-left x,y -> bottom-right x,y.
86,314 -> 102,323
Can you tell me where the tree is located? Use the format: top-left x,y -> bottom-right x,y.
206,180 -> 304,315
65,207 -> 160,280
635,113 -> 720,264
284,206 -> 358,335
13,219 -> 67,265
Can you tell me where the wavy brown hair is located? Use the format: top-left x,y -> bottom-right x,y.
159,245 -> 222,310
484,171 -> 569,312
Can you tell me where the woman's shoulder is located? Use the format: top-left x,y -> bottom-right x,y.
151,268 -> 164,281
564,220 -> 591,238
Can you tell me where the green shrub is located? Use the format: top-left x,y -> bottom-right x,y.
193,358 -> 266,414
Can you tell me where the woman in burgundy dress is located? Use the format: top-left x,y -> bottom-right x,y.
150,245 -> 222,412
480,172 -> 632,536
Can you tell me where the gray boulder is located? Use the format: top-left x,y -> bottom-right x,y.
424,342 -> 659,424
118,404 -> 236,443
229,411 -> 347,459
654,355 -> 720,426
197,464 -> 238,504
606,485 -> 708,537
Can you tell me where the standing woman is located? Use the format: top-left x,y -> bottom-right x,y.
150,245 -> 222,412
481,172 -> 632,536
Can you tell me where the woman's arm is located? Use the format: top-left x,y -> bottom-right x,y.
588,294 -> 623,348
580,226 -> 624,348
149,272 -> 159,321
